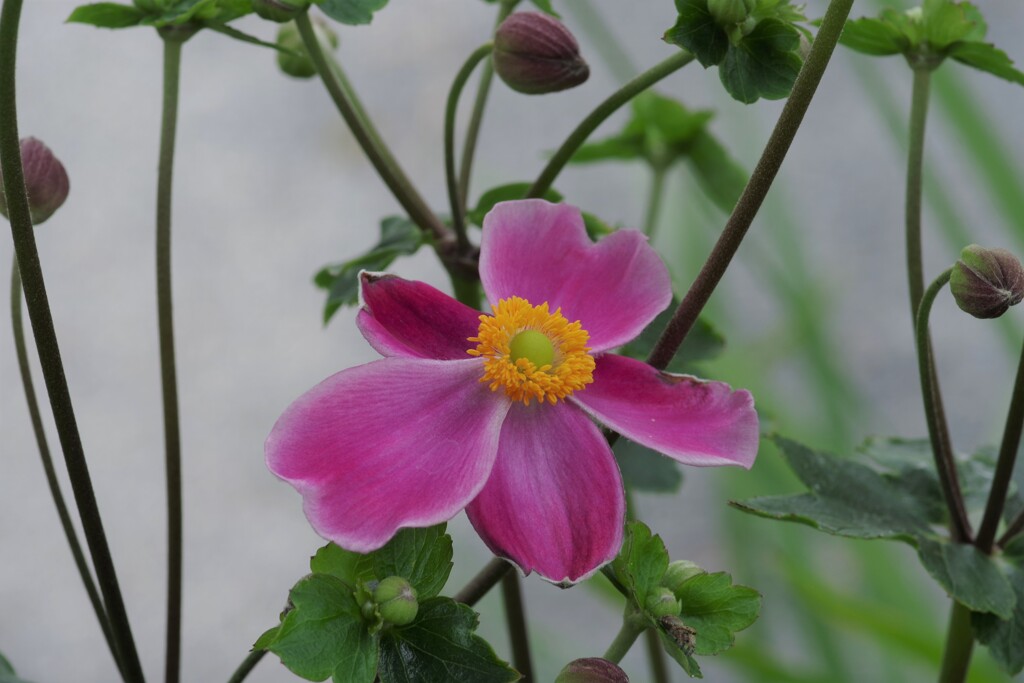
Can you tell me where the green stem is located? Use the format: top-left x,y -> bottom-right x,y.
645,0 -> 858,371
643,165 -> 668,239
906,68 -> 931,319
916,270 -> 972,541
10,257 -> 120,670
457,0 -> 518,203
0,0 -> 145,679
445,43 -> 493,251
603,614 -> 646,664
453,557 -> 513,606
501,572 -> 534,681
157,36 -> 184,683
937,600 -> 974,683
294,11 -> 448,243
527,51 -> 694,199
226,650 -> 266,683
976,335 -> 1024,551
644,628 -> 671,683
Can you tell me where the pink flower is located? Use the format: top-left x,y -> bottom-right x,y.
266,200 -> 758,584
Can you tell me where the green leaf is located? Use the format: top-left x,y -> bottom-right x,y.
916,538 -> 1015,619
310,542 -> 375,587
315,216 -> 425,323
618,298 -> 726,374
664,0 -> 730,68
839,17 -> 907,55
319,0 -> 389,25
371,525 -> 453,600
378,597 -> 520,683
685,130 -> 748,214
950,41 -> 1024,86
611,521 -> 670,608
528,0 -> 558,17
674,571 -> 761,655
252,626 -> 280,651
466,183 -> 562,227
266,574 -> 379,683
614,438 -> 683,494
919,0 -> 976,50
658,630 -> 703,678
974,562 -> 1024,675
66,3 -> 146,28
719,19 -> 803,103
0,654 -> 34,683
581,212 -> 616,240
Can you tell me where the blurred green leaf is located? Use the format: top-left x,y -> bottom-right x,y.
949,41 -> 1024,86
66,3 -> 147,28
319,0 -> 388,25
675,571 -> 761,655
839,17 -> 906,55
0,654 -> 34,683
310,542 -> 375,587
618,298 -> 726,374
685,130 -> 748,214
664,0 -> 729,68
719,19 -> 803,103
916,539 -> 1014,618
614,438 -> 684,493
973,561 -> 1024,675
466,183 -> 562,227
371,525 -> 453,600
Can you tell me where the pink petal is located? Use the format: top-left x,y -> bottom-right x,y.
356,272 -> 483,360
266,358 -> 510,552
479,200 -> 671,352
466,401 -> 625,584
572,354 -> 759,468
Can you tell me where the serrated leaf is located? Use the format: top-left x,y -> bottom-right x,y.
378,597 -> 520,683
675,571 -> 761,655
315,216 -> 425,323
614,438 -> 683,493
619,298 -> 725,374
974,563 -> 1024,675
839,17 -> 906,55
664,0 -> 730,68
252,626 -> 280,651
719,19 -> 803,103
268,574 -> 378,683
658,630 -> 703,678
310,543 -> 375,587
319,0 -> 388,25
371,525 -> 453,600
950,41 -> 1024,86
466,183 -> 562,227
916,539 -> 1015,619
66,2 -> 146,28
685,130 -> 748,214
611,521 -> 669,608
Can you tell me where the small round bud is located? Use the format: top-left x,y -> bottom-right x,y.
661,560 -> 703,594
708,0 -> 755,26
493,12 -> 589,95
0,137 -> 69,225
645,587 -> 682,618
554,658 -> 629,683
253,0 -> 307,23
276,19 -> 339,79
373,576 -> 418,626
950,245 -> 1024,319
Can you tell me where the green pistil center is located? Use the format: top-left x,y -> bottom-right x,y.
508,329 -> 555,368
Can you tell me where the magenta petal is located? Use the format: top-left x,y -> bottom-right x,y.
357,272 -> 483,360
573,354 -> 759,468
479,200 -> 671,352
466,401 -> 625,584
266,358 -> 510,552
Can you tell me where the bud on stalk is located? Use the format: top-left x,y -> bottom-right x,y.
0,137 -> 69,225
950,244 -> 1024,319
555,657 -> 630,683
493,12 -> 589,95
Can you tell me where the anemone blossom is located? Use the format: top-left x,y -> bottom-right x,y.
266,200 -> 758,584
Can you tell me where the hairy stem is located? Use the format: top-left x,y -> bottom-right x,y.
226,650 -> 266,683
0,0 -> 144,679
937,600 -> 974,683
501,572 -> 534,681
453,558 -> 513,606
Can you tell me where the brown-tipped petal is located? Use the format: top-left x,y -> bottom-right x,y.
493,12 -> 589,95
950,244 -> 1024,319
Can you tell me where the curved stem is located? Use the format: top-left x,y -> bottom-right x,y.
0,1 -> 145,680
501,572 -> 534,681
976,335 -> 1024,551
527,51 -> 694,199
603,614 -> 646,664
999,510 -> 1024,547
906,68 -> 931,319
445,43 -> 493,251
226,650 -> 266,683
10,257 -> 120,669
645,0 -> 858,370
294,11 -> 448,243
643,165 -> 668,239
916,270 -> 972,541
937,600 -> 974,683
453,558 -> 513,606
157,36 -> 184,683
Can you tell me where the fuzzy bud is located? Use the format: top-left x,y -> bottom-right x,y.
554,658 -> 629,683
645,587 -> 682,618
661,560 -> 704,594
493,12 -> 589,95
950,245 -> 1024,319
276,19 -> 338,79
253,0 -> 307,23
0,137 -> 69,225
708,0 -> 756,26
373,576 -> 418,626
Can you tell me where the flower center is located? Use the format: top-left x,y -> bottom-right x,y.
468,296 -> 595,405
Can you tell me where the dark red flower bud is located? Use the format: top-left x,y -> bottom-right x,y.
554,657 -> 629,683
950,244 -> 1024,319
493,12 -> 589,95
0,137 -> 69,225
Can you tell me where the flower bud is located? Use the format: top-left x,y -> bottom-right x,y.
253,0 -> 307,23
493,12 -> 589,95
276,19 -> 338,79
708,0 -> 756,26
0,137 -> 69,225
661,560 -> 703,594
554,658 -> 629,683
645,587 -> 682,618
950,245 -> 1024,319
373,576 -> 418,626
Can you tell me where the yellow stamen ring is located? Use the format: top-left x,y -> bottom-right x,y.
468,296 -> 595,405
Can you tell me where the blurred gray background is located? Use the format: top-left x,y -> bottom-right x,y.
2,0 -> 1023,681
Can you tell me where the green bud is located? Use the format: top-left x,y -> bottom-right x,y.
0,137 -> 69,225
276,19 -> 339,80
950,245 -> 1024,319
661,560 -> 704,594
253,0 -> 308,23
645,587 -> 682,618
554,658 -> 629,683
373,576 -> 418,626
493,12 -> 590,95
708,0 -> 755,26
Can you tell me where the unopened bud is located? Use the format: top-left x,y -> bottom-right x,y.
493,12 -> 589,95
253,0 -> 307,23
645,587 -> 682,618
276,19 -> 338,79
554,658 -> 629,683
661,560 -> 703,594
950,245 -> 1024,319
373,576 -> 418,626
0,137 -> 69,225
708,0 -> 755,26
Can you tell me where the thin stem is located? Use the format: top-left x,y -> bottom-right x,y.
10,257 -> 120,669
226,650 -> 266,683
445,43 -> 493,251
999,510 -> 1024,547
643,165 -> 668,239
937,600 -> 974,683
0,1 -> 145,680
453,558 -> 513,606
501,572 -> 534,681
644,628 -> 671,683
906,68 -> 931,319
157,36 -> 184,683
976,335 -> 1024,551
294,11 -> 449,243
646,0 -> 858,370
916,270 -> 972,541
603,615 -> 646,664
527,51 -> 694,199
457,0 -> 518,203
